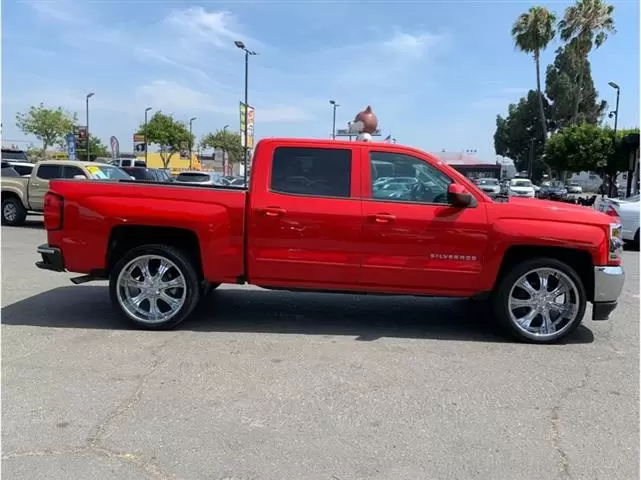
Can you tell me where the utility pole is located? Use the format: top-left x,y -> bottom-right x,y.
608,81 -> 621,197
235,40 -> 257,186
144,107 -> 152,164
329,100 -> 339,140
189,117 -> 196,170
85,92 -> 94,161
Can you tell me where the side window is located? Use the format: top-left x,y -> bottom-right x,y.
13,165 -> 33,176
270,147 -> 352,198
369,151 -> 452,204
36,164 -> 61,180
62,166 -> 87,179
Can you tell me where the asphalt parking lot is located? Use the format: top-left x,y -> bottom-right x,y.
2,217 -> 639,480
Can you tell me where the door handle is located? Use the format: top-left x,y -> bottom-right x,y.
259,207 -> 287,217
367,213 -> 396,223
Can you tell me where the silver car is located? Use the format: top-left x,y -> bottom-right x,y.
477,178 -> 501,195
174,171 -> 225,186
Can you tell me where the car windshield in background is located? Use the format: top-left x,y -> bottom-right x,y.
550,181 -> 564,188
86,165 -> 132,180
511,180 -> 532,187
479,179 -> 499,185
176,173 -> 211,183
1,150 -> 29,161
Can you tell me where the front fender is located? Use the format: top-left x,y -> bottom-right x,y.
480,219 -> 608,289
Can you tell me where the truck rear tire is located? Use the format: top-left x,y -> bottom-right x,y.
109,244 -> 202,330
492,257 -> 586,344
2,197 -> 27,226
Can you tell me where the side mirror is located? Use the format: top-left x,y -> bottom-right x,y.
448,184 -> 473,207
73,175 -> 86,180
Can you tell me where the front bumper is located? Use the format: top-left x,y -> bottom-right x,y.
592,266 -> 625,320
35,244 -> 65,272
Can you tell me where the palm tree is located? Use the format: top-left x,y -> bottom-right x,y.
559,0 -> 616,122
511,7 -> 557,143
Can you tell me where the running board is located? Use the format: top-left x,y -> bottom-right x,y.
70,275 -> 102,285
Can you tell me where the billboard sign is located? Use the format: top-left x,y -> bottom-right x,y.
133,134 -> 146,153
335,129 -> 381,137
239,102 -> 255,149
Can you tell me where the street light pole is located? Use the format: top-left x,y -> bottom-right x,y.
235,40 -> 257,186
85,92 -> 94,161
222,124 -> 229,175
329,100 -> 339,140
144,107 -> 152,164
608,81 -> 620,197
189,117 -> 197,170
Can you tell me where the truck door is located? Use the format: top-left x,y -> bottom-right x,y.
360,148 -> 490,296
248,142 -> 363,289
28,164 -> 62,211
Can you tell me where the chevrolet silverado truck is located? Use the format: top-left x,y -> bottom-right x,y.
36,138 -> 626,343
2,160 -> 131,226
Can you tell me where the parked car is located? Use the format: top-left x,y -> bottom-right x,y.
110,158 -> 147,168
1,147 -> 29,162
598,194 -> 640,249
539,181 -> 568,201
36,138 -> 625,344
1,160 -> 131,226
123,167 -> 174,182
2,161 -> 34,177
566,182 -> 583,194
174,171 -> 226,186
507,178 -> 536,198
476,178 -> 501,195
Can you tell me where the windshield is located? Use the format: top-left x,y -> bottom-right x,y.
86,165 -> 132,180
510,179 -> 532,187
550,181 -> 565,188
479,178 -> 499,185
176,173 -> 211,183
1,150 -> 29,161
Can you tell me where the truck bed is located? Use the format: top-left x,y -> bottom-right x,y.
46,179 -> 247,283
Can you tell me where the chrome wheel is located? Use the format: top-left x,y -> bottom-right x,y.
508,267 -> 580,338
3,202 -> 17,222
116,255 -> 187,324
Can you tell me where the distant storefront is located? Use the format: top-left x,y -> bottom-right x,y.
433,151 -> 502,179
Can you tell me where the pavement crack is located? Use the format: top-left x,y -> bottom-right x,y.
3,445 -> 178,480
550,364 -> 591,480
87,336 -> 176,447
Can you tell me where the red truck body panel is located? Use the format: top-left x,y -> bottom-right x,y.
45,138 -> 615,299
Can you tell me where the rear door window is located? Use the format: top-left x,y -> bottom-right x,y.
36,164 -> 62,179
270,147 -> 352,198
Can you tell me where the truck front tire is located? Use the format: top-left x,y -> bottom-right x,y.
109,244 -> 202,330
492,257 -> 587,344
2,197 -> 27,226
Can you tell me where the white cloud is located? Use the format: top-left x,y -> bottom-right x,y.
383,31 -> 442,57
165,8 -> 243,48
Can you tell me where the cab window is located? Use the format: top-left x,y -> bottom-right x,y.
369,151 -> 452,204
270,146 -> 352,198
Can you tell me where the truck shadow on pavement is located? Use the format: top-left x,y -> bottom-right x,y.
1,285 -> 595,344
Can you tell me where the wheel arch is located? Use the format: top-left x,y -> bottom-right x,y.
494,245 -> 594,302
106,225 -> 203,279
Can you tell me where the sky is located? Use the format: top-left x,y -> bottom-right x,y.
2,0 -> 639,162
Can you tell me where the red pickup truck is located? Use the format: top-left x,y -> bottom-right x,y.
36,138 -> 625,343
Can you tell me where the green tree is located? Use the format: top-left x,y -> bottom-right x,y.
511,6 -> 557,142
201,129 -> 243,165
558,0 -> 616,122
15,103 -> 76,155
545,44 -> 607,129
544,123 -> 612,174
494,90 -> 554,178
137,112 -> 193,168
78,135 -> 110,161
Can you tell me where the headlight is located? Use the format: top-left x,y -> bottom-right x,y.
609,223 -> 623,263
